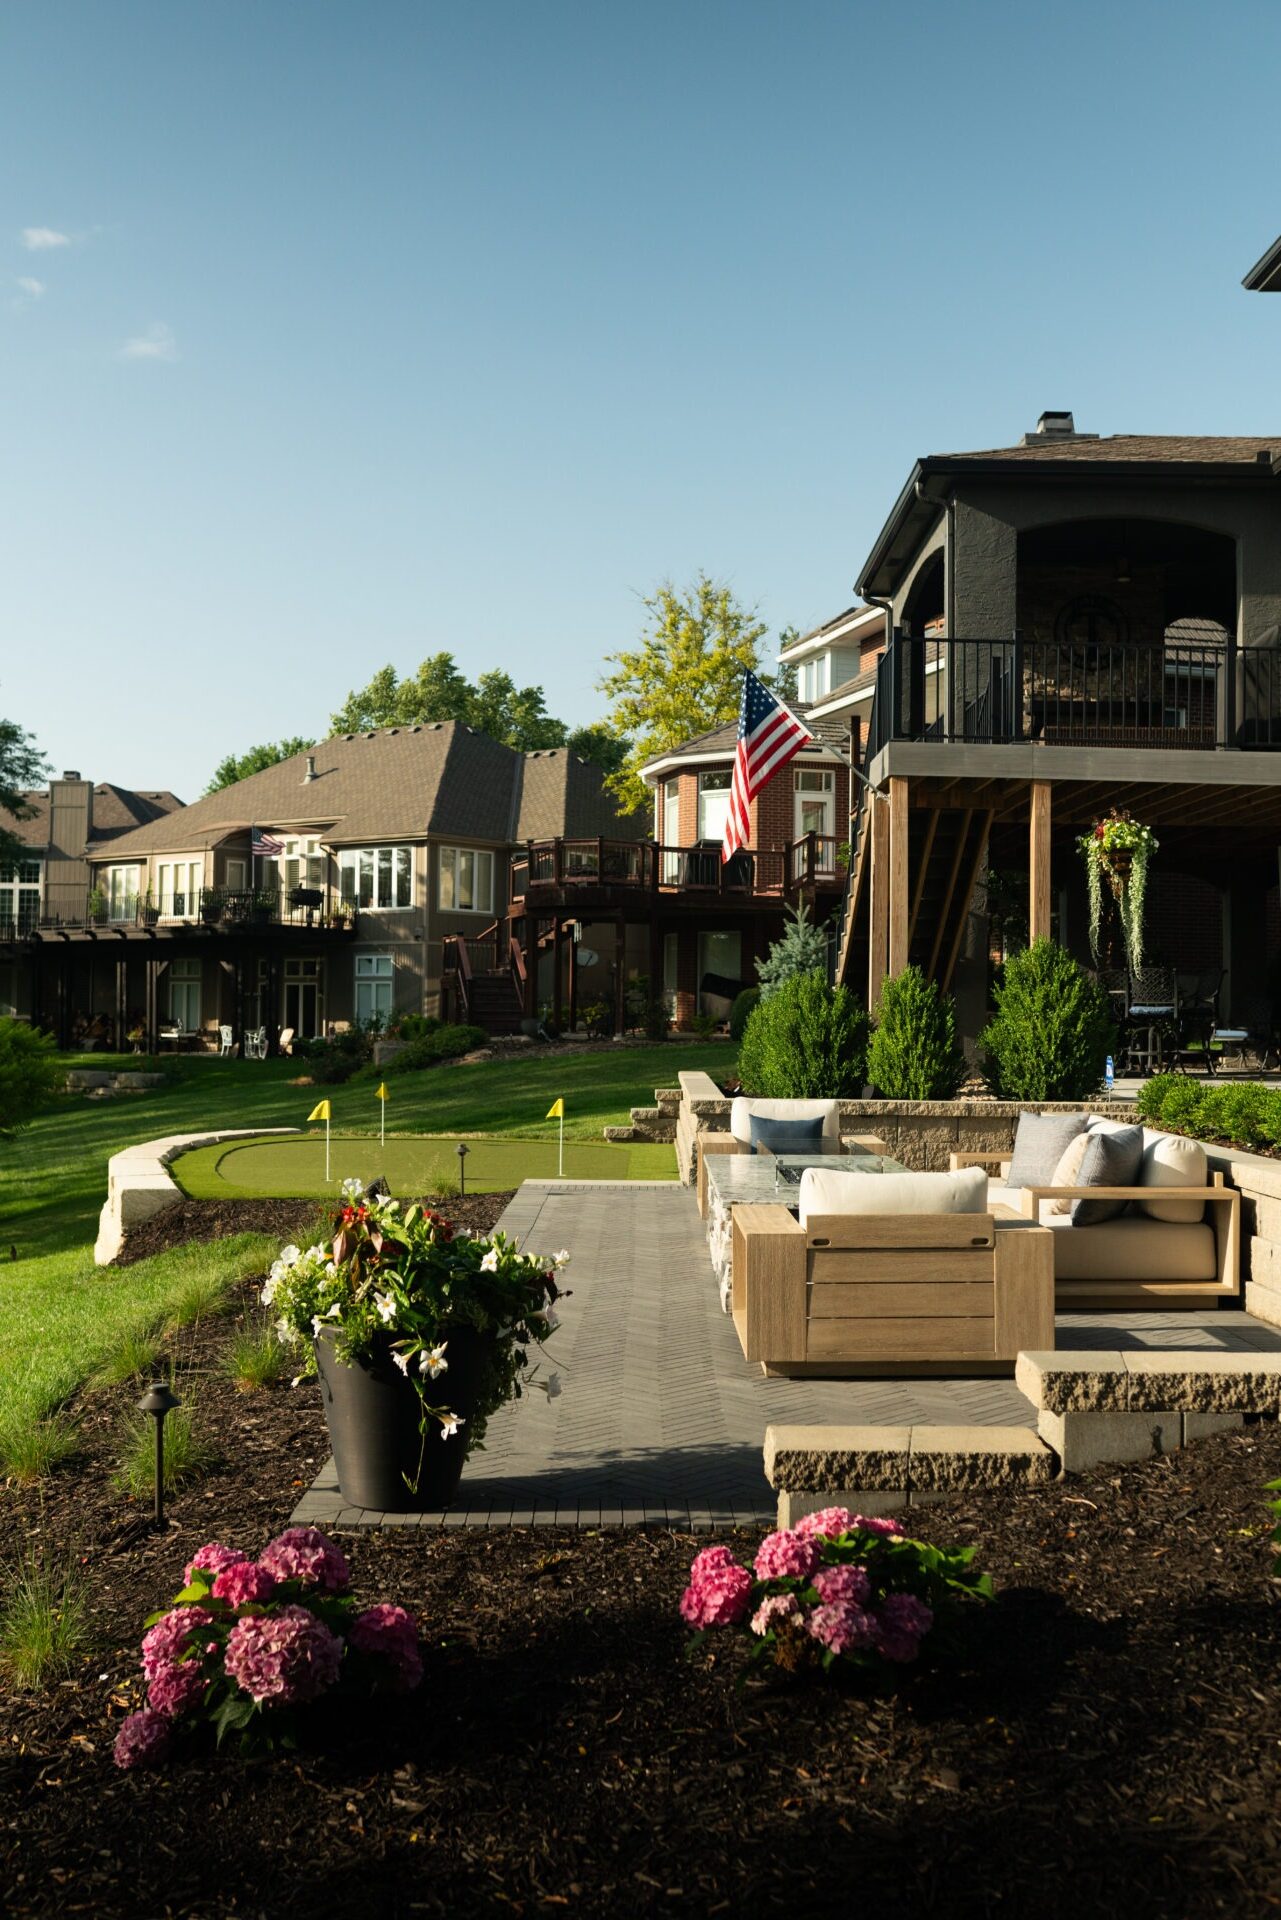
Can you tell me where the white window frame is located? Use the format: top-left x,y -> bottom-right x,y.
438,846 -> 494,915
106,865 -> 142,922
0,857 -> 40,934
168,958 -> 201,1030
224,855 -> 248,891
354,951 -> 395,1025
339,846 -> 414,911
697,769 -> 732,845
156,859 -> 202,919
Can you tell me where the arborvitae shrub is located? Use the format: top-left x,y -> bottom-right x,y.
729,988 -> 761,1043
866,966 -> 967,1100
979,939 -> 1114,1101
737,972 -> 869,1099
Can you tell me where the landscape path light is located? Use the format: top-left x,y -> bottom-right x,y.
456,1140 -> 469,1195
137,1380 -> 181,1530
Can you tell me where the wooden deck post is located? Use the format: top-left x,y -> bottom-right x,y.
888,777 -> 909,980
867,794 -> 890,1010
1029,781 -> 1051,943
551,916 -> 563,1031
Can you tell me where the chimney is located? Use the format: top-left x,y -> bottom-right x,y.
62,769 -> 81,781
1021,410 -> 1099,448
303,754 -> 317,783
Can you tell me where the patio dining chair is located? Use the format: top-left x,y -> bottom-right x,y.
1125,967 -> 1179,1075
244,1027 -> 267,1060
218,1025 -> 234,1057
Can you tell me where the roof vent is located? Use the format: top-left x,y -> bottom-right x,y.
410,724 -> 421,732
1036,411 -> 1075,436
303,754 -> 317,784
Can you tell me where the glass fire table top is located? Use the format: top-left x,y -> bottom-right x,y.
703,1150 -> 907,1310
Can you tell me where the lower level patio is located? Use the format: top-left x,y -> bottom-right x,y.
293,1182 -> 1281,1529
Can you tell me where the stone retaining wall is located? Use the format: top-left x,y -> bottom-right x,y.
94,1128 -> 297,1266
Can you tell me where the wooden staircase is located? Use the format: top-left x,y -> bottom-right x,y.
834,793 -> 992,998
464,970 -> 525,1034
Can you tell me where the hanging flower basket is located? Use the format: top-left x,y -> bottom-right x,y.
1077,808 -> 1158,970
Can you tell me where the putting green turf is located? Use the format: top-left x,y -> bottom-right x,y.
172,1132 -> 677,1198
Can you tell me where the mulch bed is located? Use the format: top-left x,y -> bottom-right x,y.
2,1248 -> 1280,1918
116,1192 -> 518,1265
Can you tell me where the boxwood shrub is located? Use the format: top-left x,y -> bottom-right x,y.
979,939 -> 1114,1101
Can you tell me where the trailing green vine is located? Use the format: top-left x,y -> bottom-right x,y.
1077,808 -> 1158,971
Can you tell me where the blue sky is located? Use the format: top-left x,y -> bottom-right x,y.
5,0 -> 1281,795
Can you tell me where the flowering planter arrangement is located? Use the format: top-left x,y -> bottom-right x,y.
264,1179 -> 568,1510
1078,807 -> 1158,971
680,1509 -> 993,1676
114,1528 -> 422,1769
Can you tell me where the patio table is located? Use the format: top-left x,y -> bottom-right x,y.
704,1149 -> 906,1311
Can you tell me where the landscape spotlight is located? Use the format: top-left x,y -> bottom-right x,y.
137,1380 -> 181,1530
456,1141 -> 469,1196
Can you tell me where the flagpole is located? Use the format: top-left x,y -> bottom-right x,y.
325,1110 -> 331,1185
559,1106 -> 564,1179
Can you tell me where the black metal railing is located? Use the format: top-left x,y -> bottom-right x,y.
12,884 -> 356,934
514,837 -> 842,902
861,631 -> 1281,754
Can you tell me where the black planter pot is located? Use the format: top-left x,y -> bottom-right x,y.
313,1325 -> 488,1511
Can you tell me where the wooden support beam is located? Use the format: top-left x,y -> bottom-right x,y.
888,777 -> 910,980
1029,781 -> 1051,943
927,810 -> 974,980
866,794 -> 890,1010
906,810 -> 938,950
941,809 -> 994,996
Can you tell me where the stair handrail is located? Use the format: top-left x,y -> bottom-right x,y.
831,676 -> 880,985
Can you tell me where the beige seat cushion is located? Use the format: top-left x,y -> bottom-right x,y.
1042,1212 -> 1216,1281
730,1096 -> 841,1150
1137,1130 -> 1207,1223
799,1164 -> 987,1228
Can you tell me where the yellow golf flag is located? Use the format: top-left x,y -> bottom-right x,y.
375,1083 -> 389,1101
308,1099 -> 331,1123
546,1097 -> 564,1119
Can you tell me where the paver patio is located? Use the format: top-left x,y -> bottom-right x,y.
292,1181 -> 1281,1529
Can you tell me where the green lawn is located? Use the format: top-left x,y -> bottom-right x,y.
0,1043 -> 731,1451
174,1132 -> 676,1198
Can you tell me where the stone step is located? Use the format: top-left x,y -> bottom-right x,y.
603,1124 -> 638,1143
763,1421 -> 1053,1526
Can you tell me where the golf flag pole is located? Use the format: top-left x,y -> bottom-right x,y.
308,1098 -> 332,1183
376,1081 -> 388,1149
547,1096 -> 564,1177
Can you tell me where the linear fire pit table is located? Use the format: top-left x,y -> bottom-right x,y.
704,1150 -> 905,1312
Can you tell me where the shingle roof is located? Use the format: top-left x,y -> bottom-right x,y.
516,750 -> 647,842
87,726 -> 634,860
936,434 -> 1281,464
9,782 -> 185,854
643,707 -> 850,771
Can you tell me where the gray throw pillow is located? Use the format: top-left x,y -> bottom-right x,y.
1071,1125 -> 1145,1226
748,1113 -> 826,1155
1005,1111 -> 1088,1190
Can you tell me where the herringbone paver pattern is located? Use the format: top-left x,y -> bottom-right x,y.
292,1181 -> 1281,1529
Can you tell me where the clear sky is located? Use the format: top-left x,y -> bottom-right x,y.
5,0 -> 1281,797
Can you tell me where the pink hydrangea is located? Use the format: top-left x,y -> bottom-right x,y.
679,1563 -> 754,1629
750,1592 -> 801,1637
224,1604 -> 344,1706
258,1527 -> 351,1594
113,1708 -> 173,1771
687,1545 -> 739,1581
753,1530 -> 820,1582
807,1601 -> 880,1657
147,1660 -> 208,1720
793,1507 -> 856,1541
811,1563 -> 871,1607
184,1543 -> 248,1586
141,1606 -> 214,1683
211,1561 -> 278,1608
349,1604 -> 423,1691
876,1592 -> 934,1663
850,1514 -> 903,1538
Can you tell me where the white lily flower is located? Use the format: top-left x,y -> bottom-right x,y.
340,1177 -> 364,1199
325,1301 -> 341,1318
260,1278 -> 278,1306
439,1413 -> 465,1440
391,1349 -> 411,1376
311,1315 -> 326,1337
279,1245 -> 301,1268
479,1247 -> 500,1273
553,1249 -> 571,1269
373,1291 -> 397,1325
418,1344 -> 449,1379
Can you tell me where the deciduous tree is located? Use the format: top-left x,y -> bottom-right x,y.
0,718 -> 48,868
204,738 -> 316,795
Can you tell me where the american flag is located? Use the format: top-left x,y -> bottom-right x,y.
251,827 -> 285,859
723,671 -> 814,862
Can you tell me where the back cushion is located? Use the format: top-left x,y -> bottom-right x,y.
1006,1111 -> 1089,1189
1070,1125 -> 1144,1226
1045,1131 -> 1092,1215
748,1113 -> 827,1156
1138,1130 -> 1207,1223
730,1097 -> 839,1147
799,1164 -> 988,1227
